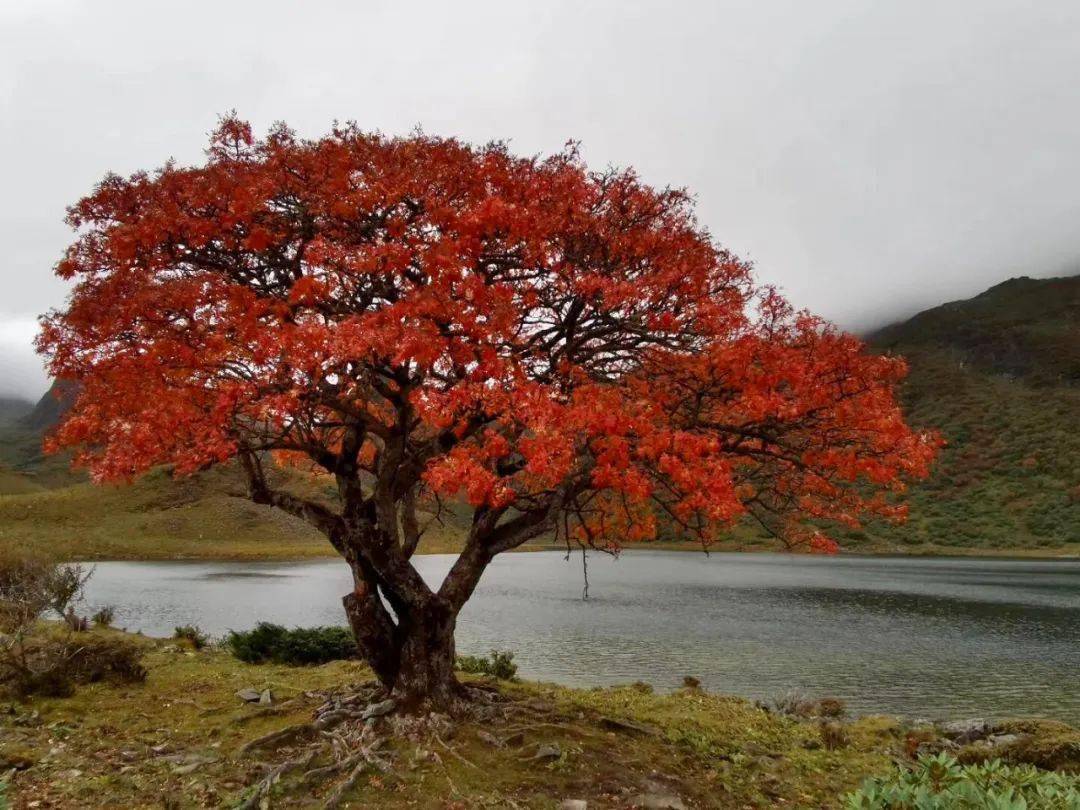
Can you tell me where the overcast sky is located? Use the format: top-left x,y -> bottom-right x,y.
3,0 -> 1080,400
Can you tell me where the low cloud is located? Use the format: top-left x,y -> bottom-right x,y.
0,317 -> 48,401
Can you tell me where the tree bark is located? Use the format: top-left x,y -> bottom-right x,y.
389,601 -> 461,710
342,557 -> 464,711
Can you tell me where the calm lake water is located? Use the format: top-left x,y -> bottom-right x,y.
81,551 -> 1080,723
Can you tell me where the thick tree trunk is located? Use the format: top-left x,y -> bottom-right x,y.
389,603 -> 461,710
342,572 -> 463,712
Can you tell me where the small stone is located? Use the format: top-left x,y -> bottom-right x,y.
119,765 -> 136,774
58,768 -> 83,780
939,719 -> 989,743
528,743 -> 561,761
631,795 -> 686,810
477,730 -> 503,748
989,733 -> 1022,747
503,731 -> 525,747
235,688 -> 261,703
361,698 -> 396,720
150,744 -> 170,755
258,689 -> 273,705
561,801 -> 588,810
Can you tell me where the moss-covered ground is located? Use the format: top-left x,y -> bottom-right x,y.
0,633 -> 916,809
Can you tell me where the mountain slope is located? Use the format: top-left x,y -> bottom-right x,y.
851,275 -> 1080,550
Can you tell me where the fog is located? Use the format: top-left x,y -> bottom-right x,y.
4,0 -> 1080,400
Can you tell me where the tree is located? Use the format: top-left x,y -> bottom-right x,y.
38,117 -> 937,709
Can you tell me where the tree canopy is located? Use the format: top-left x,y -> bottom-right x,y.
38,117 -> 937,704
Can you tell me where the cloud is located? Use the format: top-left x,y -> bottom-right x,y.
3,0 -> 1080,348
0,317 -> 48,401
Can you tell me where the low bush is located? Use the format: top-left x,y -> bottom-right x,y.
92,605 -> 116,627
173,625 -> 210,650
1,631 -> 147,698
226,622 -> 355,665
844,752 -> 1080,809
456,650 -> 517,681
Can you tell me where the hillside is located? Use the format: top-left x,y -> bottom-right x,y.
848,274 -> 1080,551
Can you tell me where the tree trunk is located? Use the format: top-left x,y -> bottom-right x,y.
342,579 -> 463,712
390,602 -> 461,711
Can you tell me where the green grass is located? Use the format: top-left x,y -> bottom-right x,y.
0,632 -> 900,808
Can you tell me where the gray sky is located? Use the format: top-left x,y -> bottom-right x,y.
4,0 -> 1080,400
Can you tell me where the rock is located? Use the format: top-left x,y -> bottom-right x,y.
258,688 -> 273,705
631,795 -> 686,810
235,688 -> 261,703
988,733 -> 1023,747
939,719 -> 990,743
361,698 -> 396,720
503,731 -> 525,747
526,743 -> 561,761
119,765 -> 136,774
172,757 -> 216,775
477,730 -> 503,748
561,801 -> 588,810
150,743 -> 170,755
57,768 -> 83,780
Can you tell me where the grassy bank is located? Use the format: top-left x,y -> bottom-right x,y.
0,633 -> 912,808
4,632 -> 1077,808
3,468 -> 1078,562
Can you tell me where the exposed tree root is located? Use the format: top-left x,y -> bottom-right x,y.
233,683 -> 514,807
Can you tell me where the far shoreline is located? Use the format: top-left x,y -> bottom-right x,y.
61,539 -> 1080,564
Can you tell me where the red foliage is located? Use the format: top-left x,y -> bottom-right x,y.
39,116 -> 938,553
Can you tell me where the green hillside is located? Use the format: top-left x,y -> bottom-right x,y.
847,274 -> 1080,551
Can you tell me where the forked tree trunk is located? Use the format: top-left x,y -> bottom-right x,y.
342,575 -> 463,712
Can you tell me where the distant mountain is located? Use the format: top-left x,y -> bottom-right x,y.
0,380 -> 83,490
0,396 -> 34,425
852,274 -> 1080,551
872,275 -> 1080,386
20,378 -> 78,432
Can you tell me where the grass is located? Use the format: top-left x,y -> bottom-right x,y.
0,630 -> 920,809
0,465 -> 475,561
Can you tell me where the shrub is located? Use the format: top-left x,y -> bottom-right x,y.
1,631 -> 146,698
0,551 -> 89,634
226,622 -> 355,665
0,552 -> 102,697
173,625 -> 210,650
820,720 -> 849,750
91,605 -> 116,627
456,650 -> 517,681
844,753 -> 1080,809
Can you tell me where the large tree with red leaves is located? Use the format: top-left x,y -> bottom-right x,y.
39,118 -> 936,708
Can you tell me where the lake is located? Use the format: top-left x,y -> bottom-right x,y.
80,551 -> 1080,723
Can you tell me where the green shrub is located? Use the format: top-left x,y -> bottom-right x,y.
92,605 -> 116,627
173,625 -> 210,650
226,622 -> 355,665
456,650 -> 517,681
844,752 -> 1080,809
